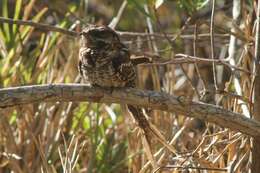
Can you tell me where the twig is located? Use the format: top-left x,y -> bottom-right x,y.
0,17 -> 231,40
210,0 -> 218,90
153,165 -> 227,173
193,24 -> 206,91
118,31 -> 229,40
254,0 -> 260,109
0,17 -> 78,37
139,54 -> 251,74
108,0 -> 127,29
144,4 -> 161,92
1,84 -> 260,137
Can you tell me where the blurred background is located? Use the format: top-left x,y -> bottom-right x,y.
0,0 -> 255,172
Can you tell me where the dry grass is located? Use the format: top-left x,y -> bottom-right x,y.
0,0 -> 255,172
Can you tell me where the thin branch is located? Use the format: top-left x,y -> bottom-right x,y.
0,16 -> 250,44
0,17 -> 78,37
210,0 -> 218,90
1,84 -> 260,137
144,4 -> 161,92
153,165 -> 227,173
254,0 -> 260,101
139,54 -> 251,74
193,24 -> 206,91
118,31 -> 229,39
0,17 -> 230,40
108,0 -> 127,29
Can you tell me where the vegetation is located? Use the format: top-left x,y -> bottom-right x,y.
0,0 -> 258,172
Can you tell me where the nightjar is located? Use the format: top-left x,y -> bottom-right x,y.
78,25 -> 151,139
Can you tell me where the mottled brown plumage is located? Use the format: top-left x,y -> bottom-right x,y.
78,25 -> 151,138
79,25 -> 136,87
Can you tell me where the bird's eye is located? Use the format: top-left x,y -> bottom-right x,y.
80,32 -> 89,38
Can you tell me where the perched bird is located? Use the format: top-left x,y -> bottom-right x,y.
79,25 -> 135,87
78,26 -> 177,156
78,25 -> 151,139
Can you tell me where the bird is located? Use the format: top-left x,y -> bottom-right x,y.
78,25 -> 177,156
78,25 -> 152,138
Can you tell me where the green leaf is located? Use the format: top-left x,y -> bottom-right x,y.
2,0 -> 10,43
13,0 -> 22,33
9,110 -> 17,124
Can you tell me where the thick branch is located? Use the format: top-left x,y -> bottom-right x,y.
0,84 -> 260,137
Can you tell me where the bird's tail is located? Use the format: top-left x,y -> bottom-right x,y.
127,104 -> 178,155
127,104 -> 152,140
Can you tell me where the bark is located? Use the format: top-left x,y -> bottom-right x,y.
0,84 -> 260,137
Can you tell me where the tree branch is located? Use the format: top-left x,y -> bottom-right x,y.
0,84 -> 260,137
0,17 -> 78,37
0,17 -> 229,40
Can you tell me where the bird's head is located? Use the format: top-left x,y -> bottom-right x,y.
80,25 -> 120,48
